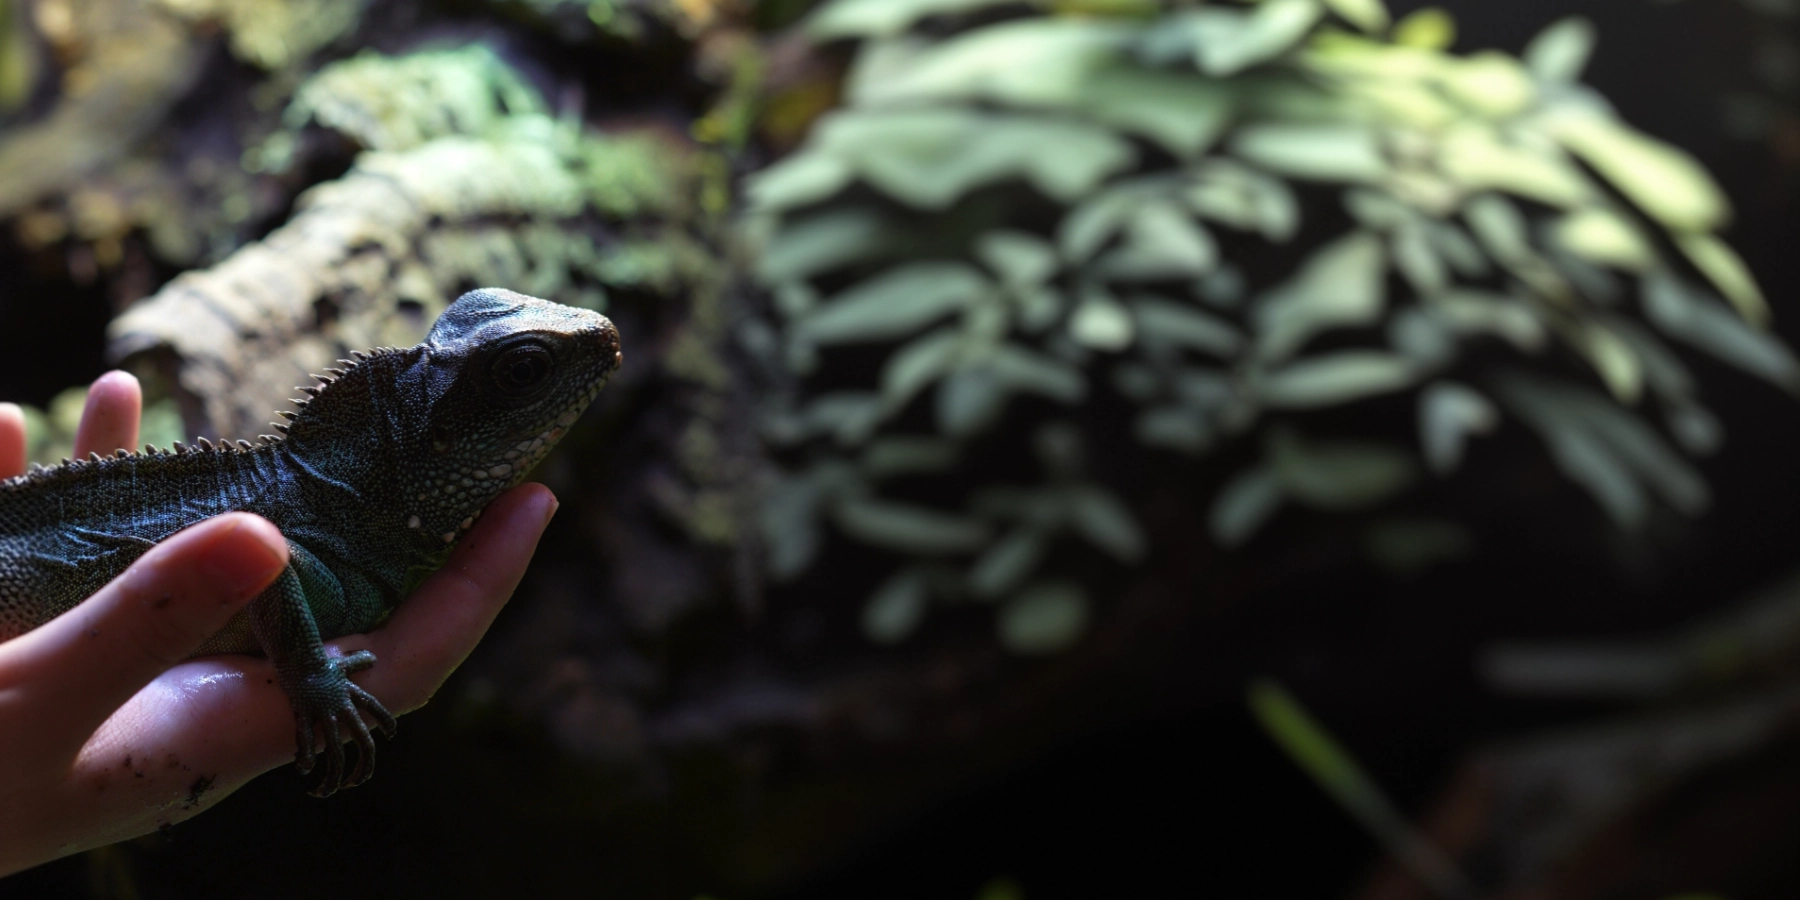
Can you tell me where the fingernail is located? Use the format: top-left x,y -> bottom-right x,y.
198,516 -> 288,599
543,495 -> 560,527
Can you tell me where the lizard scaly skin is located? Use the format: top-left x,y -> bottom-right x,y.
0,289 -> 620,796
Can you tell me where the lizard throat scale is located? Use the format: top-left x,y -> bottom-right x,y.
0,289 -> 621,796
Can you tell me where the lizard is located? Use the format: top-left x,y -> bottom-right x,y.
0,288 -> 621,797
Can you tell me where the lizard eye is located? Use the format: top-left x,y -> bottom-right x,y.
490,341 -> 555,399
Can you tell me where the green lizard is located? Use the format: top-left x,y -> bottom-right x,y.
0,288 -> 620,796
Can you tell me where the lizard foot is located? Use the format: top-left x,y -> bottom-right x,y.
288,650 -> 399,797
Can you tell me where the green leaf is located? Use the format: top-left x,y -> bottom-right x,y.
1179,0 -> 1325,77
1551,207 -> 1654,270
762,479 -> 823,579
881,327 -> 964,408
1248,679 -> 1372,808
745,153 -> 853,211
998,581 -> 1089,654
1392,7 -> 1454,50
1210,465 -> 1285,546
1675,232 -> 1770,326
1523,17 -> 1596,83
761,463 -> 856,579
1343,188 -> 1413,230
1069,291 -> 1136,351
860,437 -> 959,477
1424,220 -> 1490,278
798,391 -> 888,445
1013,284 -> 1066,334
1545,108 -> 1731,232
861,568 -> 931,644
1268,429 -> 1418,510
1253,231 -> 1388,361
1322,0 -> 1390,33
1666,404 -> 1722,456
1247,680 -> 1477,899
1465,194 -> 1569,297
1132,297 -> 1243,358
808,0 -> 1027,38
1059,177 -> 1166,262
818,109 -> 1137,209
1389,309 -> 1454,367
799,262 -> 990,344
1261,352 -> 1419,409
1418,381 -> 1498,474
1076,66 -> 1234,156
1578,322 -> 1643,403
1066,485 -> 1146,562
1230,123 -> 1387,183
1095,201 -> 1218,280
991,343 -> 1087,401
1437,123 -> 1592,207
1173,367 -> 1232,408
1438,52 -> 1535,118
976,230 -> 1059,288
1495,372 -> 1709,528
1463,193 -> 1532,264
1391,223 -> 1447,295
1429,289 -> 1546,351
969,527 -> 1048,598
835,496 -> 991,554
758,208 -> 898,284
1185,160 -> 1301,241
850,18 -> 1139,107
973,486 -> 1064,528
1642,273 -> 1800,389
1136,406 -> 1212,454
1608,316 -> 1696,402
937,365 -> 1006,436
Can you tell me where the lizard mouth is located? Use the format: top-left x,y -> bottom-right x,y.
594,317 -> 624,376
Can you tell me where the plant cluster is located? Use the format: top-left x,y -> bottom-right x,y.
745,0 -> 1797,651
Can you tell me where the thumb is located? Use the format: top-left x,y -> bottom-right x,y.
2,513 -> 287,752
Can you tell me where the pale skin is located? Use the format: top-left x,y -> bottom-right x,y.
0,371 -> 556,875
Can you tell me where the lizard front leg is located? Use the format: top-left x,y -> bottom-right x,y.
247,547 -> 398,797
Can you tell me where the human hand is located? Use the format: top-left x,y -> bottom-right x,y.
0,371 -> 556,875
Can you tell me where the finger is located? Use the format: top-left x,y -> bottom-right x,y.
1,513 -> 287,749
355,483 -> 556,713
73,370 -> 142,459
0,403 -> 24,478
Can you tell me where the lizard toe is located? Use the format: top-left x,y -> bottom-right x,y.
335,649 -> 377,676
309,713 -> 347,798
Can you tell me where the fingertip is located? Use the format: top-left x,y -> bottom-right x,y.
191,513 -> 289,602
0,402 -> 25,478
90,369 -> 142,396
518,482 -> 558,528
74,370 -> 143,459
461,483 -> 557,544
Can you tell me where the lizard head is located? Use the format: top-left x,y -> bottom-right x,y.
394,288 -> 621,544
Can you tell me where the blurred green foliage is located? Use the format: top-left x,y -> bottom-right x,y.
1250,678 -> 1472,898
16,386 -> 183,468
250,43 -> 703,316
154,0 -> 366,69
0,0 -> 35,114
745,0 -> 1795,651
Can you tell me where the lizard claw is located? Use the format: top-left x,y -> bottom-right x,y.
288,650 -> 398,797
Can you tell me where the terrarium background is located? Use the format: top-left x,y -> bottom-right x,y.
0,0 -> 1796,898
